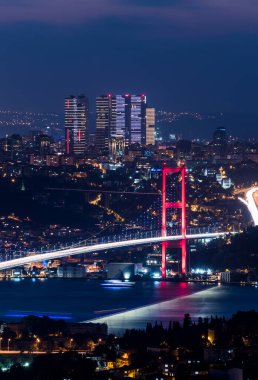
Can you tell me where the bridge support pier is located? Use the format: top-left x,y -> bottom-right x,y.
161,241 -> 167,278
161,163 -> 187,278
181,238 -> 187,275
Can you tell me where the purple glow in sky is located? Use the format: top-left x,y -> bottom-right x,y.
0,0 -> 257,34
0,0 -> 258,132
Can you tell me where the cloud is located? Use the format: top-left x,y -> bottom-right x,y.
0,0 -> 122,23
129,0 -> 258,34
0,0 -> 257,34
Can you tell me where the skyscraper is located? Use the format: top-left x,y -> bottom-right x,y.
213,126 -> 227,145
95,95 -> 112,152
95,94 -> 147,153
130,94 -> 147,145
146,108 -> 155,145
65,95 -> 89,155
212,126 -> 227,156
111,95 -> 126,139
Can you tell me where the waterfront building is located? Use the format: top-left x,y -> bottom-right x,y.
57,265 -> 85,278
106,262 -> 137,280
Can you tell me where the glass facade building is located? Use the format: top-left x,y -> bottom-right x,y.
96,94 -> 147,152
65,95 -> 89,155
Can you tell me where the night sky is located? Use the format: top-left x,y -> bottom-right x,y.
0,0 -> 258,117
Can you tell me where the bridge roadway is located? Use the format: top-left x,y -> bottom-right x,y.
0,231 -> 229,271
238,187 -> 258,226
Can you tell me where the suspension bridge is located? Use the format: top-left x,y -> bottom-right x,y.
238,187 -> 258,226
0,164 -> 240,277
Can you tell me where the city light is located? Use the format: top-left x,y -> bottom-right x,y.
191,268 -> 212,275
0,0 -> 257,377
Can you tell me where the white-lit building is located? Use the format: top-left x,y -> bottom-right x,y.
146,107 -> 155,145
65,95 -> 89,155
96,94 -> 147,153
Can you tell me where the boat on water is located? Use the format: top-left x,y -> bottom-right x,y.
101,279 -> 135,288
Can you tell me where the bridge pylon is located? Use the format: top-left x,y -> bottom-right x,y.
161,163 -> 187,278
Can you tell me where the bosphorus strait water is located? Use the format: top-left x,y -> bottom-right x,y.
0,279 -> 258,334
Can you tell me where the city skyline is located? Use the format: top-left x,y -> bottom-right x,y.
1,3 -> 258,378
0,0 -> 257,135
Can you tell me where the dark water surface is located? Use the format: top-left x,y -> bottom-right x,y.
0,279 -> 257,333
90,283 -> 258,333
0,279 -> 208,321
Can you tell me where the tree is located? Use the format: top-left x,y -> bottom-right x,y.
183,314 -> 192,329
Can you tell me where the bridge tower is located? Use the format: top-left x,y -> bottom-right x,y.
161,163 -> 186,278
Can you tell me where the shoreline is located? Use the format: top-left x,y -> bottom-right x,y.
1,277 -> 257,287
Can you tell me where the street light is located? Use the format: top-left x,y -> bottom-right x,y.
69,338 -> 73,349
7,338 -> 11,352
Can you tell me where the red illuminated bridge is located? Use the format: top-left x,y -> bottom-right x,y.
0,164 -> 238,274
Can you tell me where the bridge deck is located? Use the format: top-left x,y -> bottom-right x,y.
0,231 -> 230,271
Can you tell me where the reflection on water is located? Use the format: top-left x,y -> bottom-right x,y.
5,311 -> 72,320
101,280 -> 135,288
86,285 -> 258,334
0,279 -> 206,322
0,279 -> 257,332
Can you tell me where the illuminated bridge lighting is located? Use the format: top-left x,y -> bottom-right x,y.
239,187 -> 258,226
0,228 -> 234,271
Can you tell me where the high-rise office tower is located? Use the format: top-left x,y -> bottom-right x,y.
212,126 -> 227,156
95,95 -> 112,152
213,126 -> 227,145
130,94 -> 147,145
146,108 -> 155,145
95,94 -> 147,152
111,95 -> 125,138
65,95 -> 89,155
